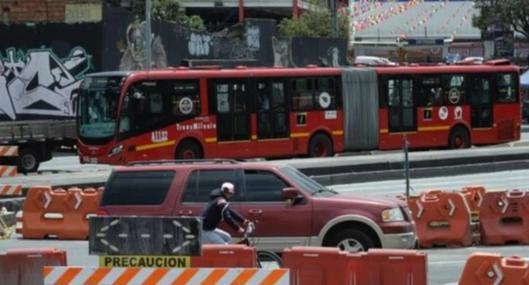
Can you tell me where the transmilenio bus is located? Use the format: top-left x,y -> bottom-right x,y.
77,61 -> 520,165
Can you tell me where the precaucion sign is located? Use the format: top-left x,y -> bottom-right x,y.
99,256 -> 190,268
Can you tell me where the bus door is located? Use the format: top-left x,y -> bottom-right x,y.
212,80 -> 251,156
254,79 -> 290,156
256,80 -> 289,139
468,75 -> 493,128
387,78 -> 417,132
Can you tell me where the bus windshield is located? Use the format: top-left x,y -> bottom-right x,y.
78,76 -> 123,144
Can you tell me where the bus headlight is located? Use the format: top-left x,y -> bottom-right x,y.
381,208 -> 405,222
108,144 -> 123,157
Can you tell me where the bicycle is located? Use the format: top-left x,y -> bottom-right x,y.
236,222 -> 283,269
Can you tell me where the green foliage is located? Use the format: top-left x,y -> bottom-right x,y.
278,7 -> 349,38
473,0 -> 529,39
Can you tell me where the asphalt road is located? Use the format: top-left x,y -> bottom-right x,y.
4,169 -> 529,284
3,138 -> 529,284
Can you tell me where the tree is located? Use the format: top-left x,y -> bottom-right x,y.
107,0 -> 205,31
278,5 -> 349,38
473,0 -> 529,39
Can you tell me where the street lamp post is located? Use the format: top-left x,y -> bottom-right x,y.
330,0 -> 337,38
145,0 -> 152,69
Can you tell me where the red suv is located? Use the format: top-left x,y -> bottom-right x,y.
99,160 -> 416,252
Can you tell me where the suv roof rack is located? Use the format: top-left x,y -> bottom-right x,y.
127,159 -> 241,166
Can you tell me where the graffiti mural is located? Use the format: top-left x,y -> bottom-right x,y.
272,37 -> 295,67
119,21 -> 167,70
188,33 -> 211,56
0,47 -> 92,120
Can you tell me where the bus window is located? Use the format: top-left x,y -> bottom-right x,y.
292,78 -> 313,110
118,80 -> 200,138
443,75 -> 465,105
172,82 -> 200,117
416,76 -> 443,107
496,73 -> 517,103
315,78 -> 337,110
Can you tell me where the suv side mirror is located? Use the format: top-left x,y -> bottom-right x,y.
282,187 -> 303,205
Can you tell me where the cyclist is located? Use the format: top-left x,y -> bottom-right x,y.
201,182 -> 252,244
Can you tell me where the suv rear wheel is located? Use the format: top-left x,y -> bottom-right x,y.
325,228 -> 376,252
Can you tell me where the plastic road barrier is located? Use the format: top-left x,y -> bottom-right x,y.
283,246 -> 427,285
460,185 -> 485,222
0,248 -> 67,285
191,244 -> 257,267
480,189 -> 529,245
20,186 -> 102,239
408,190 -> 472,248
0,145 -> 17,177
458,252 -> 529,285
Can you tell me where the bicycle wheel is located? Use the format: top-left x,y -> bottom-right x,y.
257,250 -> 283,269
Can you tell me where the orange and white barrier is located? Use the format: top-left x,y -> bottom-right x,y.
0,145 -> 17,177
44,267 -> 290,285
0,145 -> 18,157
0,184 -> 22,196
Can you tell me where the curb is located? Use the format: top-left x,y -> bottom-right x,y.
311,159 -> 529,186
298,150 -> 529,178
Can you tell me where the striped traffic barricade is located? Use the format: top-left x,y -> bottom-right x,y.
44,267 -> 290,285
0,145 -> 18,177
0,184 -> 22,196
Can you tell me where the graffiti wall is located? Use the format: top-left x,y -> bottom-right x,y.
0,23 -> 101,121
103,6 -> 344,70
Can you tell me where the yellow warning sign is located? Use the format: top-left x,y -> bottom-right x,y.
99,256 -> 190,268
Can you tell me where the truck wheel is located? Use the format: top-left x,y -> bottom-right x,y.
176,140 -> 203,159
18,148 -> 40,173
325,228 -> 376,252
308,133 -> 333,157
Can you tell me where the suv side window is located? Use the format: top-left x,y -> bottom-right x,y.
182,169 -> 243,203
243,170 -> 287,202
101,171 -> 174,205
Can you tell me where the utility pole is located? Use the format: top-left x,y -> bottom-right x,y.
348,0 -> 356,58
403,135 -> 410,198
293,0 -> 299,18
239,0 -> 244,23
330,0 -> 337,38
145,0 -> 152,69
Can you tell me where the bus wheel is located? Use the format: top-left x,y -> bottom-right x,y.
176,140 -> 203,159
449,127 -> 470,149
308,133 -> 333,157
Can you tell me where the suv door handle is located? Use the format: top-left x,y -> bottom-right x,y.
178,210 -> 193,215
248,209 -> 263,215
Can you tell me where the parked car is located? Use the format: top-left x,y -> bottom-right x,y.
98,160 -> 417,252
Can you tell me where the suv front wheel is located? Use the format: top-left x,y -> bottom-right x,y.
325,228 -> 376,252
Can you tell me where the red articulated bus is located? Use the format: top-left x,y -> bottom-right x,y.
77,61 -> 521,165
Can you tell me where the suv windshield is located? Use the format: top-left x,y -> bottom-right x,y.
78,76 -> 123,144
281,166 -> 337,197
